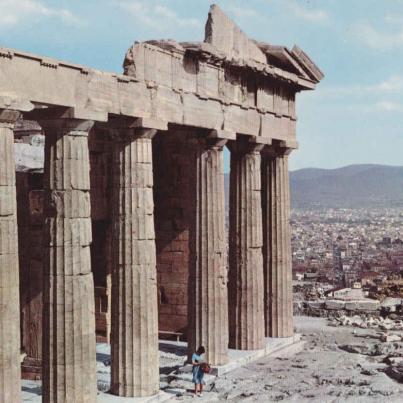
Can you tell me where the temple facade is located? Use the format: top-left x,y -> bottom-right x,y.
0,5 -> 322,402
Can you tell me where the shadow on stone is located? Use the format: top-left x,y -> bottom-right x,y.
96,352 -> 110,364
159,341 -> 187,356
22,385 -> 42,396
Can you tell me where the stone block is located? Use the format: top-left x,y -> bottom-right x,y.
345,300 -> 380,311
182,93 -> 223,129
45,158 -> 91,190
325,300 -> 346,310
46,190 -> 90,218
0,219 -> 18,254
172,53 -> 198,93
223,105 -> 260,136
197,62 -> 220,99
205,4 -> 266,64
153,86 -> 183,124
118,80 -> 152,118
307,301 -> 325,309
0,185 -> 16,216
112,162 -> 153,189
0,128 -> 15,186
144,45 -> 172,85
381,334 -> 401,342
114,240 -> 156,266
44,245 -> 92,276
44,217 -> 92,246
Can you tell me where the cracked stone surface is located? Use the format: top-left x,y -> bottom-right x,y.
175,317 -> 403,402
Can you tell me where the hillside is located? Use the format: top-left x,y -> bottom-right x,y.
291,164 -> 403,208
224,164 -> 403,209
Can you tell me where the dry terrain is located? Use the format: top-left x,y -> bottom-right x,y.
175,316 -> 403,402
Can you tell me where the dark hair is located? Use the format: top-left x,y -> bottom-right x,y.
196,346 -> 205,355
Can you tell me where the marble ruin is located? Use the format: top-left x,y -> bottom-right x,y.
0,4 -> 322,402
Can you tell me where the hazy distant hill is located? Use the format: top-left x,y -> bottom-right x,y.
224,164 -> 403,209
291,164 -> 403,208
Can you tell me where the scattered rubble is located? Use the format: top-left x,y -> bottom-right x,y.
329,314 -> 403,331
168,317 -> 403,402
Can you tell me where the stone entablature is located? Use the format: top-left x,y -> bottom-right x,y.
0,47 -> 294,144
0,5 -> 321,146
124,41 -> 297,143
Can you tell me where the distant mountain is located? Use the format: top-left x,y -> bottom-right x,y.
290,164 -> 403,208
224,164 -> 403,209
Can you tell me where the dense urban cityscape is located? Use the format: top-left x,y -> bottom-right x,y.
292,208 -> 403,298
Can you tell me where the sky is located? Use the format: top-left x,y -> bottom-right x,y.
1,0 -> 403,171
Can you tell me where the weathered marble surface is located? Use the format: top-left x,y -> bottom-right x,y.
110,127 -> 159,397
262,146 -> 294,338
187,135 -> 229,365
41,118 -> 97,403
0,109 -> 22,403
228,139 -> 265,350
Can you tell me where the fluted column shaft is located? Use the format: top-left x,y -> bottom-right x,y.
41,118 -> 97,403
228,139 -> 265,350
262,146 -> 293,337
110,128 -> 159,397
0,110 -> 21,403
188,137 -> 228,365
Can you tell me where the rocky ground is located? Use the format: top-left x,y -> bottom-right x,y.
23,315 -> 403,402
171,316 -> 403,402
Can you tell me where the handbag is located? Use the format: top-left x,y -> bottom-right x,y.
200,362 -> 211,374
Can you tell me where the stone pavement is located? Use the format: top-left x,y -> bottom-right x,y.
22,336 -> 303,402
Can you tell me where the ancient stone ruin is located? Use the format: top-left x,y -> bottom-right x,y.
0,4 -> 322,402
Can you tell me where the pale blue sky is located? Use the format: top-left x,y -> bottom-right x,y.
1,0 -> 403,171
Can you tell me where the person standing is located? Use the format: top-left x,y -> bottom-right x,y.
191,346 -> 206,397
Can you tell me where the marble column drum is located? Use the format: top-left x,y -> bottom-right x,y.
110,128 -> 159,397
41,118 -> 97,403
188,136 -> 229,366
262,146 -> 294,338
228,139 -> 265,350
0,110 -> 21,403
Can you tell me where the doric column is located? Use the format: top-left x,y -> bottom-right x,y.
262,145 -> 293,337
110,121 -> 161,397
228,138 -> 265,350
40,117 -> 97,403
188,134 -> 229,366
0,109 -> 22,403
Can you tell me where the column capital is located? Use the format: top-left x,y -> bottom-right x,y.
102,116 -> 167,141
103,116 -> 168,131
208,129 -> 236,141
227,136 -> 265,154
262,143 -> 294,158
25,107 -> 95,132
0,109 -> 22,125
109,127 -> 158,141
0,95 -> 33,115
38,118 -> 94,133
